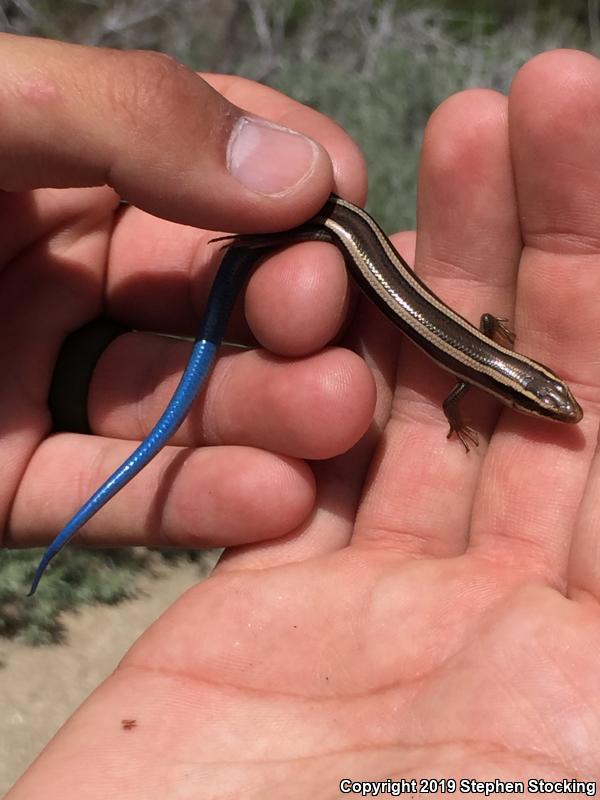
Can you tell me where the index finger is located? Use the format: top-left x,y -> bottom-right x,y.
470,50 -> 597,584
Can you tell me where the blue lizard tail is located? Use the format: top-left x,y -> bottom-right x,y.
29,246 -> 266,595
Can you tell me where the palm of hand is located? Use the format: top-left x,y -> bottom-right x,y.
119,549 -> 599,787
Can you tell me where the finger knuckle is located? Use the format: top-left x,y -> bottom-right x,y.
100,49 -> 192,130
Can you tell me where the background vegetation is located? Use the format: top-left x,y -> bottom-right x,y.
1,0 -> 598,641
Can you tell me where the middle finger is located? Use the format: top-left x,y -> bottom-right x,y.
353,88 -> 522,558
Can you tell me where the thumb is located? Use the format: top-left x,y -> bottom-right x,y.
0,34 -> 333,231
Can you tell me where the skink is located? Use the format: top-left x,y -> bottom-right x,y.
28,193 -> 582,594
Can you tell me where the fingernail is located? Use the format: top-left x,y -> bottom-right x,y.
227,116 -> 318,195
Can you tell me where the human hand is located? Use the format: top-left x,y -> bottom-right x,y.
0,32 -> 370,562
10,48 -> 600,797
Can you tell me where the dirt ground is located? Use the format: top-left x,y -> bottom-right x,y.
1,556 -> 216,795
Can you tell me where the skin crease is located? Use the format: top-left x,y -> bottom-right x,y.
5,38 -> 600,797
